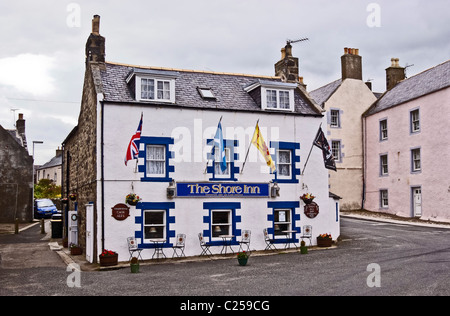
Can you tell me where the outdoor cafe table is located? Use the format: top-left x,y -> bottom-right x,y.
282,230 -> 299,250
149,239 -> 166,259
219,235 -> 235,254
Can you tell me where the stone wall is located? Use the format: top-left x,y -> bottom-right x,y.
62,62 -> 99,254
0,126 -> 33,223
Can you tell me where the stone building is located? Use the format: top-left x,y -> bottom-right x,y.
310,48 -> 378,210
0,114 -> 34,223
36,148 -> 63,186
62,16 -> 340,263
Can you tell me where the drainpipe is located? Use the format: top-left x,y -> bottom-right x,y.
361,115 -> 366,209
101,100 -> 105,251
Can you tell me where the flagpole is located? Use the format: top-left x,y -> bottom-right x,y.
204,116 -> 223,174
302,122 -> 322,175
240,119 -> 259,174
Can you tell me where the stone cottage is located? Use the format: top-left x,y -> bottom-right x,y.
0,114 -> 34,223
62,16 -> 341,263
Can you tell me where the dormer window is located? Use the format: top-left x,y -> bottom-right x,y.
244,80 -> 296,112
266,89 -> 291,110
127,68 -> 179,103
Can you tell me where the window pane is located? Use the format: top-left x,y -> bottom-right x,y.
141,79 -> 154,99
331,110 -> 340,127
279,91 -> 290,109
278,164 -> 290,176
145,211 -> 164,225
212,211 -> 230,237
332,141 -> 340,161
266,90 -> 277,108
144,226 -> 164,239
146,145 -> 166,175
157,80 -> 170,100
144,211 -> 165,239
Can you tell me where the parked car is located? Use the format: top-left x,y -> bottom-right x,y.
34,199 -> 58,219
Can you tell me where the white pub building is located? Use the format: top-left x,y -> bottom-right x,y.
63,16 -> 340,263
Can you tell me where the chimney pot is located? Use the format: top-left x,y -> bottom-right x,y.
341,47 -> 363,80
92,15 -> 100,35
281,48 -> 286,59
386,58 -> 405,90
344,47 -> 349,54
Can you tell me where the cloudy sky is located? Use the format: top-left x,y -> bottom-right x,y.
1,0 -> 449,165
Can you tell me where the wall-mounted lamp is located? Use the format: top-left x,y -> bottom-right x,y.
271,182 -> 280,198
167,180 -> 176,199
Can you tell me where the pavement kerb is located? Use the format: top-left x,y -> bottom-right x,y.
340,212 -> 450,229
53,243 -> 337,272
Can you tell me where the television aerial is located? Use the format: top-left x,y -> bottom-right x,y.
286,37 -> 309,45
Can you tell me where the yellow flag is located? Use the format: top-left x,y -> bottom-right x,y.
251,123 -> 276,172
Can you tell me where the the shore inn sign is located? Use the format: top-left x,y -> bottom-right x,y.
63,16 -> 340,263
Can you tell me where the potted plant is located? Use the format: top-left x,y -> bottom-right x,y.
61,197 -> 69,204
237,251 -> 249,266
317,233 -> 332,247
99,249 -> 118,267
130,257 -> 139,273
70,243 -> 82,255
300,240 -> 308,254
69,193 -> 77,201
300,193 -> 315,205
125,193 -> 141,206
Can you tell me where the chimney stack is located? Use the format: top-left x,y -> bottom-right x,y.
275,43 -> 300,83
16,113 -> 25,136
341,47 -> 363,80
85,15 -> 106,64
386,58 -> 405,90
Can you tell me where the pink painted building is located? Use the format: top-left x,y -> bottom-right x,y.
363,59 -> 450,221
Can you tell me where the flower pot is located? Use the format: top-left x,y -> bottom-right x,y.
70,247 -> 82,255
302,199 -> 313,205
238,258 -> 248,266
300,246 -> 308,254
317,237 -> 332,248
127,200 -> 138,206
130,263 -> 140,273
99,254 -> 118,267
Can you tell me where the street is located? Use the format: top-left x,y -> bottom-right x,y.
1,217 -> 450,297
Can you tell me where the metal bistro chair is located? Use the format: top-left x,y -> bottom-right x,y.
172,233 -> 186,258
239,230 -> 251,253
198,233 -> 213,257
127,237 -> 144,261
263,228 -> 277,251
300,225 -> 313,246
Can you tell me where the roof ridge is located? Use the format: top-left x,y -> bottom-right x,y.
399,59 -> 450,83
105,61 -> 281,80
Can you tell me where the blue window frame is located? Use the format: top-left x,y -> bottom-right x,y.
135,202 -> 176,249
206,139 -> 239,181
202,202 -> 241,246
267,201 -> 300,245
270,141 -> 301,183
138,136 -> 175,182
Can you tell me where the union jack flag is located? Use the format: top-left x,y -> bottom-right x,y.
124,113 -> 143,166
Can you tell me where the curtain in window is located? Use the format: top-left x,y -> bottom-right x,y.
277,151 -> 291,176
147,145 -> 165,175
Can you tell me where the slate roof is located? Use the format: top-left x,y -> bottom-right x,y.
37,154 -> 62,170
364,59 -> 450,116
309,79 -> 342,108
98,62 -> 322,116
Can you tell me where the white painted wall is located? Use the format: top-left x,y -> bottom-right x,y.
96,103 -> 340,261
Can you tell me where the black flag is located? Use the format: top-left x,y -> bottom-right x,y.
313,127 -> 337,171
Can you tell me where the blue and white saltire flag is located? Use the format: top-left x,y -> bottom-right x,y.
213,120 -> 227,173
